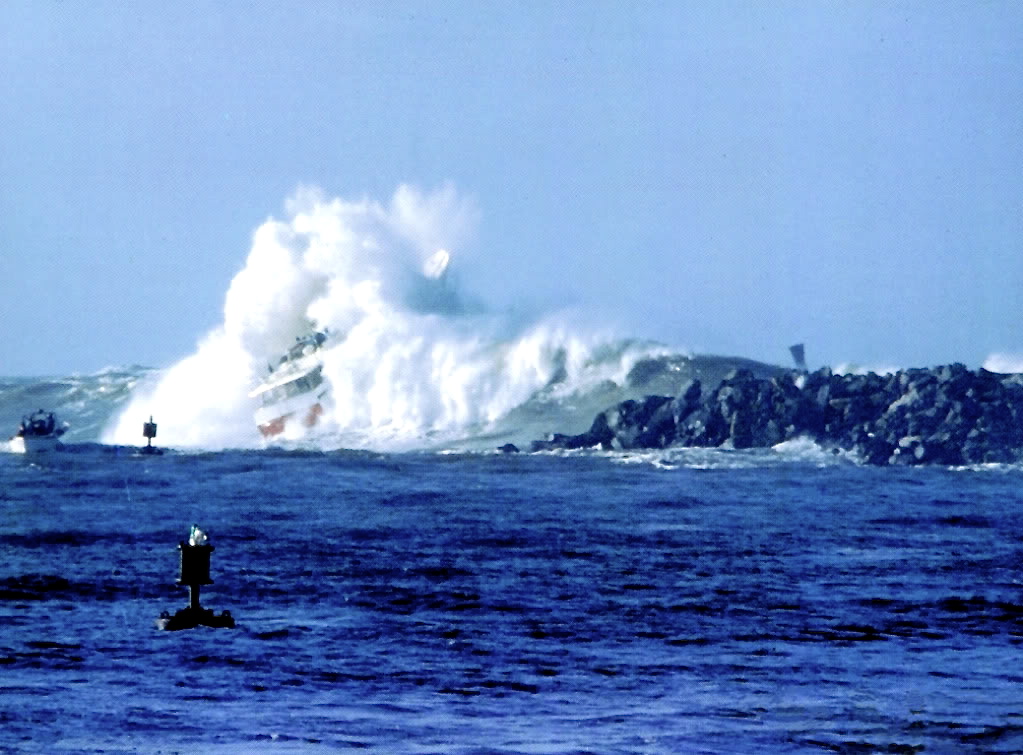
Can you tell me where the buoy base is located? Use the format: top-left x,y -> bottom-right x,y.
156,606 -> 235,631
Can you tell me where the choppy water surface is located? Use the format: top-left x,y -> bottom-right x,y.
2,448 -> 1023,753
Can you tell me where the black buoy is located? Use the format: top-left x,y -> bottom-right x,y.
157,524 -> 235,630
140,416 -> 163,455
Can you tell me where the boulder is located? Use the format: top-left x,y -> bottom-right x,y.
531,363 -> 1023,466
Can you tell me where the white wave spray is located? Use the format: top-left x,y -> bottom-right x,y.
983,353 -> 1023,374
103,185 -> 667,450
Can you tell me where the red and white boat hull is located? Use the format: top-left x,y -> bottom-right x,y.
256,401 -> 325,439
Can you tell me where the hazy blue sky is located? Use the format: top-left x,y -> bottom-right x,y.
2,2 -> 1021,375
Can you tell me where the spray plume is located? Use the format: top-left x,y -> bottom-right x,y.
103,185 -> 663,450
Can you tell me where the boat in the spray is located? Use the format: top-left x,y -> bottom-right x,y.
249,331 -> 330,439
8,409 -> 69,453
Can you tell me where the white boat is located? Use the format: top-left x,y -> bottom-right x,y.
9,410 -> 68,453
249,332 -> 329,439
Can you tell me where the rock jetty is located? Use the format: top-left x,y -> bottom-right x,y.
531,364 -> 1023,466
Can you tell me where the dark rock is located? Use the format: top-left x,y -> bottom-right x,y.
634,397 -> 679,448
530,433 -> 575,452
600,395 -> 674,449
531,362 -> 1023,466
671,379 -> 702,426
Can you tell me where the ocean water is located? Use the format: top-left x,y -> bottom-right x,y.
4,187 -> 1023,752
3,442 -> 1023,754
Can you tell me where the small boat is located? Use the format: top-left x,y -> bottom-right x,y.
9,409 -> 68,453
249,331 -> 329,439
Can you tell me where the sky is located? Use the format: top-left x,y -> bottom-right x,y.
2,1 -> 1021,376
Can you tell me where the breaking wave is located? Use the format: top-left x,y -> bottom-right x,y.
7,185 -> 1020,453
95,185 -> 681,450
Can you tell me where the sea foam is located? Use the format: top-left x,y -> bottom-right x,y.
102,185 -> 667,450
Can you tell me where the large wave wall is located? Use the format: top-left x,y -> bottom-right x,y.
100,185 -> 678,451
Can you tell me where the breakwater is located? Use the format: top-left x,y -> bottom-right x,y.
532,364 -> 1023,466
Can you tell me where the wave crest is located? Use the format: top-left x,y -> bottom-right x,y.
102,185 -> 672,450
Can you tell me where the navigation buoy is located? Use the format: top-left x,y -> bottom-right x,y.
156,524 -> 235,630
140,415 -> 163,455
789,343 -> 808,372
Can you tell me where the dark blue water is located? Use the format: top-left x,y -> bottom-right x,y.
2,447 -> 1023,753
